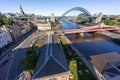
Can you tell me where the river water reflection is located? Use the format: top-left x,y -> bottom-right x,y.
61,19 -> 120,59
66,33 -> 120,59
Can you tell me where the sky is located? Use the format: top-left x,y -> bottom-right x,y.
0,0 -> 120,16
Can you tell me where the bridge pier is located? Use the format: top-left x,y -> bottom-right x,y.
76,33 -> 84,37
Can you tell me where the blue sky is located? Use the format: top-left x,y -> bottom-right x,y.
0,0 -> 120,16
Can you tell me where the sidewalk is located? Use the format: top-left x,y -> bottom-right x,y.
0,55 -> 12,80
0,52 -> 13,67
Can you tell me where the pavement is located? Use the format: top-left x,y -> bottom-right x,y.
0,53 -> 12,80
0,30 -> 36,80
6,31 -> 46,80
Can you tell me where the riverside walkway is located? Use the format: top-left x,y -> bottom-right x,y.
97,31 -> 120,40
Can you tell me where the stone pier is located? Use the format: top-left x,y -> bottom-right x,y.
76,33 -> 84,37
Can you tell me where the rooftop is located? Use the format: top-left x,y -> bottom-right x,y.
32,35 -> 69,79
109,75 -> 120,80
6,26 -> 19,30
90,52 -> 120,73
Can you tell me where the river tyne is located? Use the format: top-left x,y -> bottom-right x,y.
61,19 -> 120,59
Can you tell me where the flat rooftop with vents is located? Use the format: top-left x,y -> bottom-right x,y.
90,52 -> 120,80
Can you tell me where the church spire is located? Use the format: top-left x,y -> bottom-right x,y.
20,4 -> 25,16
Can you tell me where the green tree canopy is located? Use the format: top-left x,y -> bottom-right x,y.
76,17 -> 90,23
0,18 -> 4,26
104,19 -> 116,26
20,50 -> 38,75
55,23 -> 61,30
3,18 -> 13,25
0,14 -> 4,26
0,13 -> 14,26
0,13 -> 3,18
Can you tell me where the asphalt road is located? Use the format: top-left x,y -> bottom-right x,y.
0,30 -> 34,60
7,31 -> 46,80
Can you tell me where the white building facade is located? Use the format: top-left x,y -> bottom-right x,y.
94,12 -> 103,23
50,13 -> 55,23
37,22 -> 51,30
0,31 -> 13,48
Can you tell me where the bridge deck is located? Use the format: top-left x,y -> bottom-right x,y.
62,26 -> 120,34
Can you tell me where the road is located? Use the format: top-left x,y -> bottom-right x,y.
0,31 -> 35,80
0,30 -> 34,60
7,31 -> 46,80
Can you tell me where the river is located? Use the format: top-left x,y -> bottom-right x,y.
61,19 -> 120,59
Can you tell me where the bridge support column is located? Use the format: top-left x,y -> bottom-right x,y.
76,33 -> 84,37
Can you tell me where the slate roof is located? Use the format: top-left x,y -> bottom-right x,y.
32,35 -> 69,79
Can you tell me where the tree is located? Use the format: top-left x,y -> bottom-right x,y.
20,50 -> 38,76
0,13 -> 14,26
3,18 -> 13,25
104,19 -> 116,26
0,13 -> 3,18
0,14 -> 4,26
77,17 -> 90,23
0,18 -> 4,26
81,17 -> 90,23
55,23 -> 61,30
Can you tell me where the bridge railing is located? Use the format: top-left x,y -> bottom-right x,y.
62,26 -> 120,34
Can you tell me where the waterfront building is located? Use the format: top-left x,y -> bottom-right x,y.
14,21 -> 35,34
90,52 -> 120,80
94,12 -> 103,23
50,13 -> 55,23
37,22 -> 51,30
2,25 -> 22,41
0,30 -> 13,49
94,13 -> 99,17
